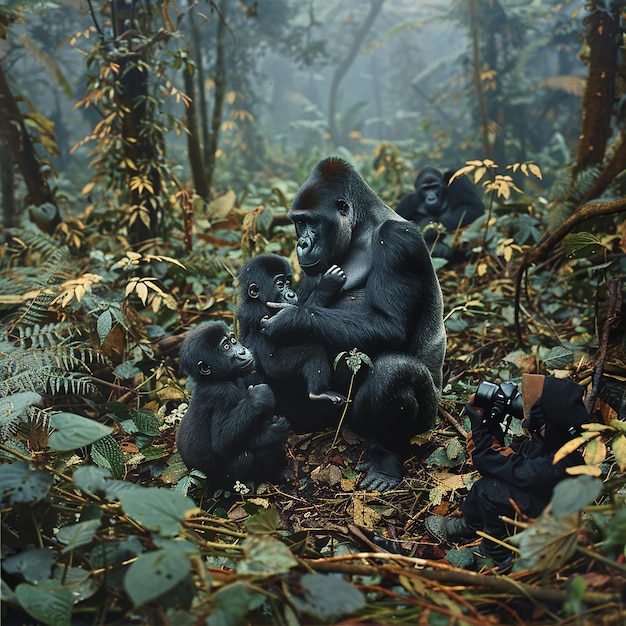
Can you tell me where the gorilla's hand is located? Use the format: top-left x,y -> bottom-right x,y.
260,304 -> 298,336
247,383 -> 275,411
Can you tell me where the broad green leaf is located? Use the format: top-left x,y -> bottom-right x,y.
15,579 -> 73,626
123,546 -> 192,606
48,413 -> 113,451
511,509 -> 579,572
96,310 -> 113,343
207,582 -> 266,626
612,434 -> 626,471
291,573 -> 366,622
0,461 -> 53,504
243,506 -> 280,534
236,535 -> 297,575
91,434 -> 125,479
602,505 -> 626,556
0,392 -> 42,429
57,519 -> 101,553
116,486 -> 198,536
551,475 -> 602,518
2,548 -> 54,583
563,232 -> 606,259
72,465 -> 112,496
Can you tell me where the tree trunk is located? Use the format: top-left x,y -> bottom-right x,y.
328,0 -> 384,148
0,125 -> 16,234
183,55 -> 209,199
0,64 -> 58,218
112,0 -> 163,245
205,0 -> 227,195
574,2 -> 620,175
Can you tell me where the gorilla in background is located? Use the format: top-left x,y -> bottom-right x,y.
261,157 -> 446,491
396,166 -> 484,261
237,253 -> 346,405
176,321 -> 290,488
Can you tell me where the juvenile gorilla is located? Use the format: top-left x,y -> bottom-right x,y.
176,321 -> 290,487
396,166 -> 484,260
237,253 -> 345,405
261,157 -> 446,491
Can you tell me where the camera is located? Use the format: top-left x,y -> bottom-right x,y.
474,381 -> 524,423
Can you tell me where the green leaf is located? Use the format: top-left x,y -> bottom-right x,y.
91,434 -> 126,479
57,519 -> 101,553
207,582 -> 266,626
2,548 -> 54,583
72,465 -> 112,496
511,509 -> 579,572
601,505 -> 626,557
48,413 -> 114,451
0,461 -> 53,504
243,506 -> 280,534
15,579 -> 74,626
96,310 -> 113,343
123,545 -> 192,606
236,535 -> 297,575
551,475 -> 602,518
116,486 -> 198,536
0,391 -> 42,431
291,573 -> 365,622
445,547 -> 476,569
130,408 -> 161,436
563,232 -> 606,258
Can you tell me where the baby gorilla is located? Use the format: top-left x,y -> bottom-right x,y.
237,253 -> 346,405
176,321 -> 290,488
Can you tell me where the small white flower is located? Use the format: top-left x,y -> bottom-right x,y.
233,480 -> 250,495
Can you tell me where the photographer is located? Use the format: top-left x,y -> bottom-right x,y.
426,374 -> 589,568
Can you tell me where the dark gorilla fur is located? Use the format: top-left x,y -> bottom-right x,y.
237,253 -> 345,405
176,321 -> 290,487
261,157 -> 447,491
396,166 -> 484,260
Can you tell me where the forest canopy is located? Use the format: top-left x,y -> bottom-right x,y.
1,1 -> 625,624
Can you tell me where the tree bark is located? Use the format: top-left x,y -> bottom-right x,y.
574,2 -> 620,175
205,0 -> 227,195
0,64 -> 58,215
183,54 -> 209,199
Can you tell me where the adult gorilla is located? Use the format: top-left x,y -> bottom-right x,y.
396,166 -> 484,261
262,157 -> 446,490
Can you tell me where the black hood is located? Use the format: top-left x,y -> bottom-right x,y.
524,377 -> 589,450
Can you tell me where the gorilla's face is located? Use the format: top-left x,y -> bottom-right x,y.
290,198 -> 354,276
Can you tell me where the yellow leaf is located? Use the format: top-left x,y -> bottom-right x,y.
528,163 -> 543,180
81,181 -> 96,195
581,423 -> 613,432
565,465 -> 602,477
473,167 -> 486,184
553,436 -> 586,465
521,163 -> 528,176
136,282 -> 149,305
583,437 -> 607,466
226,91 -> 237,105
477,262 -> 488,276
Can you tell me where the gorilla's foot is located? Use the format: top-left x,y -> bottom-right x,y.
357,441 -> 404,491
308,390 -> 347,405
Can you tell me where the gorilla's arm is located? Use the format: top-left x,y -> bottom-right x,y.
263,221 -> 443,355
204,383 -> 275,457
395,192 -> 419,221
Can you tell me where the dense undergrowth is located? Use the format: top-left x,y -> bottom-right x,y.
1,157 -> 625,625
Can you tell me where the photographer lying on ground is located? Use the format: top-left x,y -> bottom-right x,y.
426,374 -> 590,569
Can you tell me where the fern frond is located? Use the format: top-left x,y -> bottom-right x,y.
6,227 -> 68,262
